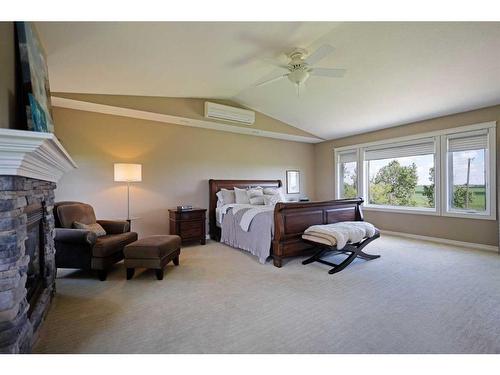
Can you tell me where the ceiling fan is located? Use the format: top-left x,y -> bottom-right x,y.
255,44 -> 346,96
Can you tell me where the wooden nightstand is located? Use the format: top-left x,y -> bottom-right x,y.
168,208 -> 206,245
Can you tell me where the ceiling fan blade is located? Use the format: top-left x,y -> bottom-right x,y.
261,57 -> 289,70
255,73 -> 289,87
310,67 -> 347,78
305,44 -> 335,65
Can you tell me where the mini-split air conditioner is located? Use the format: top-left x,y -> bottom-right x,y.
204,102 -> 255,125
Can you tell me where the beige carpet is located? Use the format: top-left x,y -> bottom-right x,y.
34,235 -> 500,354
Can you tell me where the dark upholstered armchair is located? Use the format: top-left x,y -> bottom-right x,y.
54,201 -> 138,281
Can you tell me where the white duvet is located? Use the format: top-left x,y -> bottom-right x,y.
302,221 -> 376,250
217,204 -> 253,224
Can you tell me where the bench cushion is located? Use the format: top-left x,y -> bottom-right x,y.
124,235 -> 181,259
302,221 -> 376,250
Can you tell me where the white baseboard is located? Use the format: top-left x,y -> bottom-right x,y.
379,230 -> 499,253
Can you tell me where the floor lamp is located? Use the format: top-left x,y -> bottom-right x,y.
114,163 -> 142,220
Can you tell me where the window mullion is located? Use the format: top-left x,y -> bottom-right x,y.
357,148 -> 364,202
435,136 -> 442,216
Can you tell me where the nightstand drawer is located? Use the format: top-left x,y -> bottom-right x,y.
176,211 -> 204,221
168,207 -> 207,245
180,221 -> 203,238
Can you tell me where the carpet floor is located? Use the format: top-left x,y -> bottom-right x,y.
33,235 -> 500,354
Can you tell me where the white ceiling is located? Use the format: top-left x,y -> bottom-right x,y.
36,22 -> 500,140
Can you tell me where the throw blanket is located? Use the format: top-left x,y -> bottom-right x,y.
220,206 -> 274,264
303,221 -> 376,250
218,204 -> 254,223
239,206 -> 274,231
219,204 -> 275,232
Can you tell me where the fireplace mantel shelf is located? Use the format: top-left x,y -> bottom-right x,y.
0,128 -> 77,182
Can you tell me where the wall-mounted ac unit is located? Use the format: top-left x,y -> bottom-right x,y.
204,102 -> 255,125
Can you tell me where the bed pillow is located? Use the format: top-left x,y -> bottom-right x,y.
216,191 -> 224,206
249,196 -> 265,205
263,187 -> 286,202
263,194 -> 281,206
247,187 -> 263,199
217,188 -> 235,205
234,187 -> 250,204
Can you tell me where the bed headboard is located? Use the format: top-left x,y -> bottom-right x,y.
208,179 -> 282,240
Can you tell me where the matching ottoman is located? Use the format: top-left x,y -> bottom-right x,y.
124,235 -> 181,280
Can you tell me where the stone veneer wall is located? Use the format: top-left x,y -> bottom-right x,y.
0,176 -> 56,353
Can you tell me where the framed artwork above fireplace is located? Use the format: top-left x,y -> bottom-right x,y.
15,21 -> 55,133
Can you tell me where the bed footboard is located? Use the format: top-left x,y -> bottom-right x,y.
272,198 -> 364,267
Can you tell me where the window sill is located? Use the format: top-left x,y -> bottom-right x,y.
363,205 -> 438,216
442,211 -> 496,221
362,205 -> 497,220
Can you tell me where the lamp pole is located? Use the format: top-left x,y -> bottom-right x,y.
114,163 -> 141,224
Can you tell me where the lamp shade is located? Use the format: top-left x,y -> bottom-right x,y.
114,163 -> 142,182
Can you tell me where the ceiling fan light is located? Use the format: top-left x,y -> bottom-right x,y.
288,69 -> 309,86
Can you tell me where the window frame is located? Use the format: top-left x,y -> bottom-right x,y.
441,128 -> 496,220
335,148 -> 360,199
362,137 -> 439,214
334,121 -> 496,220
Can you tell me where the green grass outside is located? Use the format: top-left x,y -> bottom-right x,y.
413,185 -> 486,210
346,183 -> 486,211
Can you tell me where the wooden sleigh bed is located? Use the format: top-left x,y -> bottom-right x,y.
209,179 -> 367,268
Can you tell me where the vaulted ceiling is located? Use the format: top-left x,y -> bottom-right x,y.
36,22 -> 500,140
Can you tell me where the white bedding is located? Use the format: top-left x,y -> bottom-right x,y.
217,203 -> 254,227
215,207 -> 223,227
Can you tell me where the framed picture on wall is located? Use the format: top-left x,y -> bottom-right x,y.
16,22 -> 55,133
286,170 -> 300,194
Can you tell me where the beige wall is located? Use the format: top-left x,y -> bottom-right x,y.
52,92 -> 319,139
315,104 -> 500,246
0,22 -> 17,129
53,106 -> 316,238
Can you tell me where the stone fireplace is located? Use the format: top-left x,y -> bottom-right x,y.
0,129 -> 76,353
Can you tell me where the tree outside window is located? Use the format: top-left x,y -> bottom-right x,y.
340,161 -> 357,198
368,155 -> 434,208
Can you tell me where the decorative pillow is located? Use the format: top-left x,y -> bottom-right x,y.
263,187 -> 286,202
234,187 -> 250,204
73,221 -> 107,237
216,189 -> 236,205
264,194 -> 281,206
247,187 -> 264,199
249,196 -> 265,205
263,187 -> 276,195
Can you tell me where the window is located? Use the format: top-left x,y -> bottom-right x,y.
337,150 -> 358,198
445,130 -> 490,215
364,139 -> 435,210
334,122 -> 496,220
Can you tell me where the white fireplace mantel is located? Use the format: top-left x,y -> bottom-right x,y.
0,128 -> 77,182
